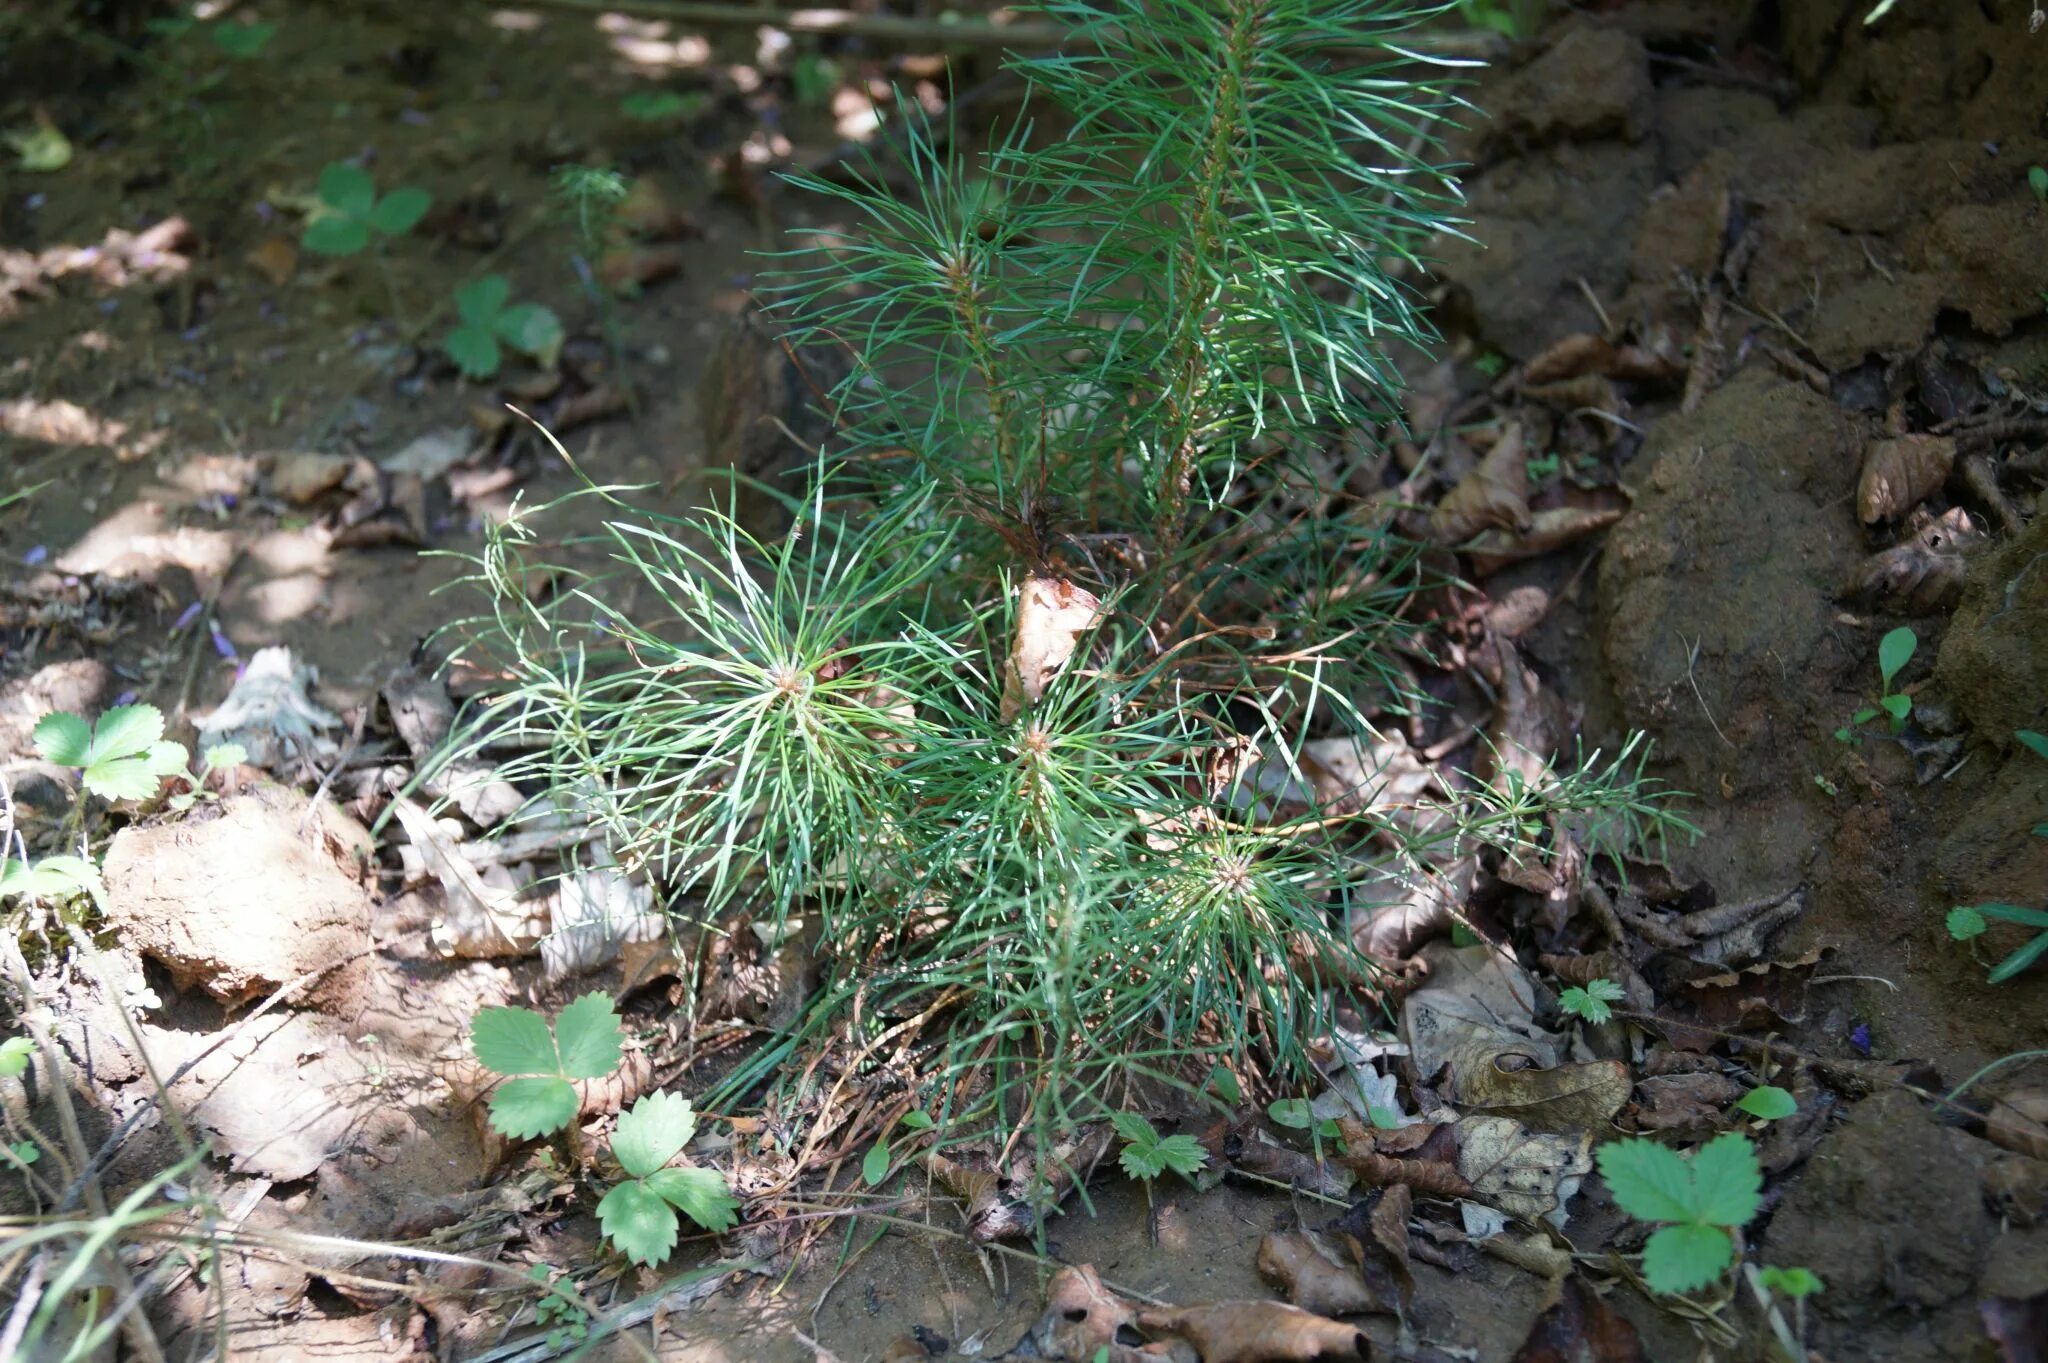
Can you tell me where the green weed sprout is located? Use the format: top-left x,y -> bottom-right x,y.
33,704 -> 187,802
596,1092 -> 739,1265
1944,729 -> 2048,983
2028,166 -> 2048,202
1758,1265 -> 1822,1300
301,162 -> 432,256
211,20 -> 277,58
619,91 -> 706,123
445,275 -> 565,379
1559,977 -> 1624,1024
470,993 -> 624,1138
1734,1085 -> 1796,1121
527,1266 -> 590,1352
1598,1133 -> 1761,1295
1109,1112 -> 1209,1183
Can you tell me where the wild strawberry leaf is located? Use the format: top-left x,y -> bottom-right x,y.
643,1166 -> 740,1231
316,163 -> 376,217
554,994 -> 624,1080
611,1092 -> 696,1180
1688,1132 -> 1762,1228
597,1179 -> 677,1266
30,712 -> 90,767
1596,1138 -> 1696,1225
369,186 -> 431,236
470,1006 -> 558,1077
487,1075 -> 579,1140
1153,1133 -> 1209,1179
1641,1222 -> 1733,1295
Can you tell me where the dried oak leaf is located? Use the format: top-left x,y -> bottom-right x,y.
1257,1231 -> 1383,1317
1024,1265 -> 1160,1363
1985,1090 -> 2048,1162
1465,501 -> 1629,577
1329,1182 -> 1415,1310
1857,433 -> 1956,524
1848,506 -> 1982,613
1523,334 -> 1615,385
1430,422 -> 1530,544
1137,1301 -> 1371,1363
1000,576 -> 1105,720
1455,1115 -> 1592,1227
1632,1071 -> 1745,1135
1459,1054 -> 1631,1134
1511,1275 -> 1644,1363
1658,949 -> 1823,1053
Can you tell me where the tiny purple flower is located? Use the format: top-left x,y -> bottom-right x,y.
209,623 -> 237,660
113,690 -> 137,707
173,600 -> 203,632
1848,1022 -> 1872,1056
21,545 -> 47,566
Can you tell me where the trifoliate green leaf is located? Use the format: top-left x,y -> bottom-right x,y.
1153,1133 -> 1209,1179
1119,1144 -> 1167,1181
554,994 -> 624,1079
1596,1138 -> 1696,1225
317,163 -> 377,217
1735,1086 -> 1797,1121
456,275 -> 511,325
31,712 -> 90,766
0,1036 -> 33,1077
1688,1132 -> 1762,1228
370,187 -> 431,236
597,1179 -> 677,1266
1641,1222 -> 1733,1295
7,1140 -> 38,1166
1947,906 -> 1988,941
496,303 -> 564,367
445,324 -> 501,379
302,215 -> 370,256
471,1006 -> 558,1076
611,1091 -> 696,1180
487,1075 -> 579,1139
862,1138 -> 891,1187
1108,1112 -> 1157,1145
644,1166 -> 740,1231
1560,982 -> 1618,1025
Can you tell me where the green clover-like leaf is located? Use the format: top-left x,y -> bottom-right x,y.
643,1165 -> 739,1231
1688,1131 -> 1762,1228
862,1138 -> 891,1187
1735,1085 -> 1797,1122
900,1109 -> 935,1131
445,323 -> 501,379
1597,1138 -> 1696,1225
456,275 -> 511,325
597,1179 -> 678,1266
302,215 -> 371,256
1641,1222 -> 1733,1295
6,1140 -> 39,1168
1947,906 -> 1988,941
496,303 -> 563,366
471,1006 -> 559,1076
317,162 -> 376,217
612,1091 -> 696,1180
369,186 -> 431,237
488,1075 -> 579,1139
31,712 -> 90,766
212,21 -> 276,57
0,1036 -> 33,1078
1267,1098 -> 1314,1129
554,994 -> 624,1080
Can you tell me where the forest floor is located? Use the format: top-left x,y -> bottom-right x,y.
2,1 -> 2046,1360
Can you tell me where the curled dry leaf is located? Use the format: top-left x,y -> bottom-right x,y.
1138,1301 -> 1371,1363
1335,1116 -> 1472,1198
1849,506 -> 1982,613
1523,333 -> 1615,385
1521,374 -> 1623,433
1857,433 -> 1956,524
1430,422 -> 1530,544
1257,1231 -> 1383,1317
1228,1126 -> 1356,1200
1455,1115 -> 1592,1228
1632,1071 -> 1746,1135
1984,1090 -> 2048,1162
1023,1265 -> 1156,1363
1331,1182 -> 1415,1310
999,575 -> 1105,721
1349,856 -> 1473,962
1511,1274 -> 1645,1363
1458,1054 -> 1632,1134
1465,500 -> 1629,577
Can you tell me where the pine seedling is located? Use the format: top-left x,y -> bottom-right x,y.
1598,1133 -> 1762,1295
1109,1112 -> 1209,1183
596,1092 -> 740,1265
470,993 -> 624,1139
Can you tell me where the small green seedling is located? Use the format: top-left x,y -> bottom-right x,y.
1838,626 -> 1917,742
1108,1112 -> 1209,1183
527,1266 -> 589,1351
1735,1085 -> 1797,1121
167,742 -> 248,812
620,90 -> 708,123
1560,977 -> 1625,1025
470,993 -> 624,1138
33,704 -> 187,802
0,1036 -> 33,1077
2030,166 -> 2048,202
1758,1265 -> 1823,1300
1472,351 -> 1508,378
1948,903 -> 2048,984
1206,1064 -> 1243,1106
212,21 -> 277,58
790,53 -> 840,107
1598,1132 -> 1761,1295
302,162 -> 432,257
596,1091 -> 740,1266
1524,451 -> 1561,483
4,1140 -> 37,1173
1267,1098 -> 1342,1142
0,855 -> 100,904
445,275 -> 565,380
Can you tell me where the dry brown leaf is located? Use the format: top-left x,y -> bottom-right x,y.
1849,506 -> 1982,613
1522,374 -> 1622,428
1484,1230 -> 1574,1281
1332,1182 -> 1415,1310
1348,855 -> 1472,961
245,235 -> 298,286
598,243 -> 685,293
1456,1115 -> 1592,1227
1512,1275 -> 1645,1362
999,575 -> 1105,720
1632,1071 -> 1745,1135
880,1337 -> 928,1363
1523,334 -> 1615,384
1138,1301 -> 1371,1363
1465,501 -> 1629,577
1459,1055 -> 1631,1133
1985,1090 -> 2048,1161
613,176 -> 699,241
1430,422 -> 1530,543
1025,1266 -> 1158,1363
1256,1232 -> 1382,1317
1857,434 -> 1956,523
